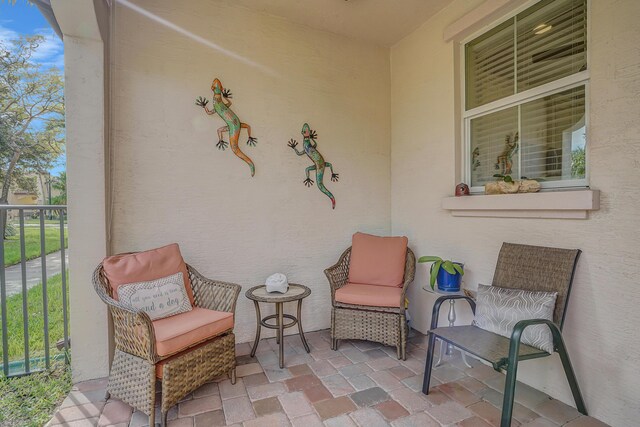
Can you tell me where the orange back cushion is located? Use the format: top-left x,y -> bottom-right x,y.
102,243 -> 194,305
347,232 -> 408,287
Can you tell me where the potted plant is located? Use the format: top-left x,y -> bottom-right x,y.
418,256 -> 464,292
485,174 -> 519,194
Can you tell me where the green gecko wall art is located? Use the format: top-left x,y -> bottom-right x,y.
196,78 -> 258,176
288,123 -> 339,209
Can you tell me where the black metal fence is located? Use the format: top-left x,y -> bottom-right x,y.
0,205 -> 69,377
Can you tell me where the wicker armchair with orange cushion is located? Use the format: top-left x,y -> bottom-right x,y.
93,243 -> 240,427
325,233 -> 416,360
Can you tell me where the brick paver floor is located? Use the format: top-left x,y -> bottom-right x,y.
46,330 -> 609,427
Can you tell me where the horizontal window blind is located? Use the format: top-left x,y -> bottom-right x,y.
517,0 -> 587,92
465,0 -> 587,110
469,86 -> 585,187
466,20 -> 515,110
464,0 -> 588,189
470,107 -> 518,187
520,86 -> 585,181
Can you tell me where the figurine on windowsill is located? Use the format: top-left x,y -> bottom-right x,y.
495,132 -> 519,175
455,183 -> 470,196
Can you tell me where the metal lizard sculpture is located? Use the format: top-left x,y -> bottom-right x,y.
495,131 -> 519,175
288,123 -> 339,209
195,78 -> 258,177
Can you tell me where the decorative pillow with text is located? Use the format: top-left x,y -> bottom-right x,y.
117,272 -> 192,321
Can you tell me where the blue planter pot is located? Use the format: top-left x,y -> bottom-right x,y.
436,263 -> 463,292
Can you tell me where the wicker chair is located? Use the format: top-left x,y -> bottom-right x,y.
422,243 -> 587,427
93,262 -> 240,427
325,247 -> 416,360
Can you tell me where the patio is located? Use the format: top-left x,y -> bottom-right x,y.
46,331 -> 608,427
22,0 -> 639,426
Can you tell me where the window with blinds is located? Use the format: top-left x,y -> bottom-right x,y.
464,0 -> 588,190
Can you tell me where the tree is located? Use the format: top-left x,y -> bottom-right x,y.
51,171 -> 66,205
0,35 -> 64,237
571,147 -> 586,178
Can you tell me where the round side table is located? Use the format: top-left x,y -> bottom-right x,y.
245,283 -> 311,368
422,285 -> 473,368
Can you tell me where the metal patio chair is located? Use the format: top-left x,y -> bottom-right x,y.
421,243 -> 587,427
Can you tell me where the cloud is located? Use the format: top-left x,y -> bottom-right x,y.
30,27 -> 64,69
0,24 -> 64,70
0,23 -> 19,43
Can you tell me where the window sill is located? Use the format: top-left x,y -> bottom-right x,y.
442,189 -> 599,219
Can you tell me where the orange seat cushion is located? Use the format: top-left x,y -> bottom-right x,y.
153,307 -> 234,358
348,232 -> 408,287
335,282 -> 403,308
102,243 -> 194,305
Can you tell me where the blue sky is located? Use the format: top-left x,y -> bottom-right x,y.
1,0 -> 65,174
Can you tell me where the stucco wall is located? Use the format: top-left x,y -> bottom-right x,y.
52,0 -> 111,382
110,0 -> 391,344
390,1 -> 640,426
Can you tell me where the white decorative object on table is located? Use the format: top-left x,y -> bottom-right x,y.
265,273 -> 289,293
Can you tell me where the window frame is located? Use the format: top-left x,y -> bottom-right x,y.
460,0 -> 591,194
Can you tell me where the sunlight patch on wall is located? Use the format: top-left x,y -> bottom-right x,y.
116,0 -> 276,76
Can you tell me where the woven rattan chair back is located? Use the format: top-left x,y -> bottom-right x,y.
94,264 -> 113,301
404,248 -> 416,285
491,242 -> 581,328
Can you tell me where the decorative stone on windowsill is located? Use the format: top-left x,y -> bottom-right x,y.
442,189 -> 600,219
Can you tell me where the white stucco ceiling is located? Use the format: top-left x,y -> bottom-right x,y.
230,0 -> 454,47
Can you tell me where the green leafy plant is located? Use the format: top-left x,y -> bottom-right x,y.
418,256 -> 464,290
493,173 -> 514,183
494,174 -> 544,183
571,146 -> 586,178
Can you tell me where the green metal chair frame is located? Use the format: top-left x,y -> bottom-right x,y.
421,243 -> 587,427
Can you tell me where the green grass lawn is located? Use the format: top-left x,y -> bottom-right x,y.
0,271 -> 69,365
0,361 -> 71,427
0,272 -> 71,426
4,226 -> 68,267
22,219 -> 64,226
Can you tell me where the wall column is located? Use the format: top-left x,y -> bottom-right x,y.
51,0 -> 110,382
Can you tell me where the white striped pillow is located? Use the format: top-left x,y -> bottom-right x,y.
473,284 -> 557,353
